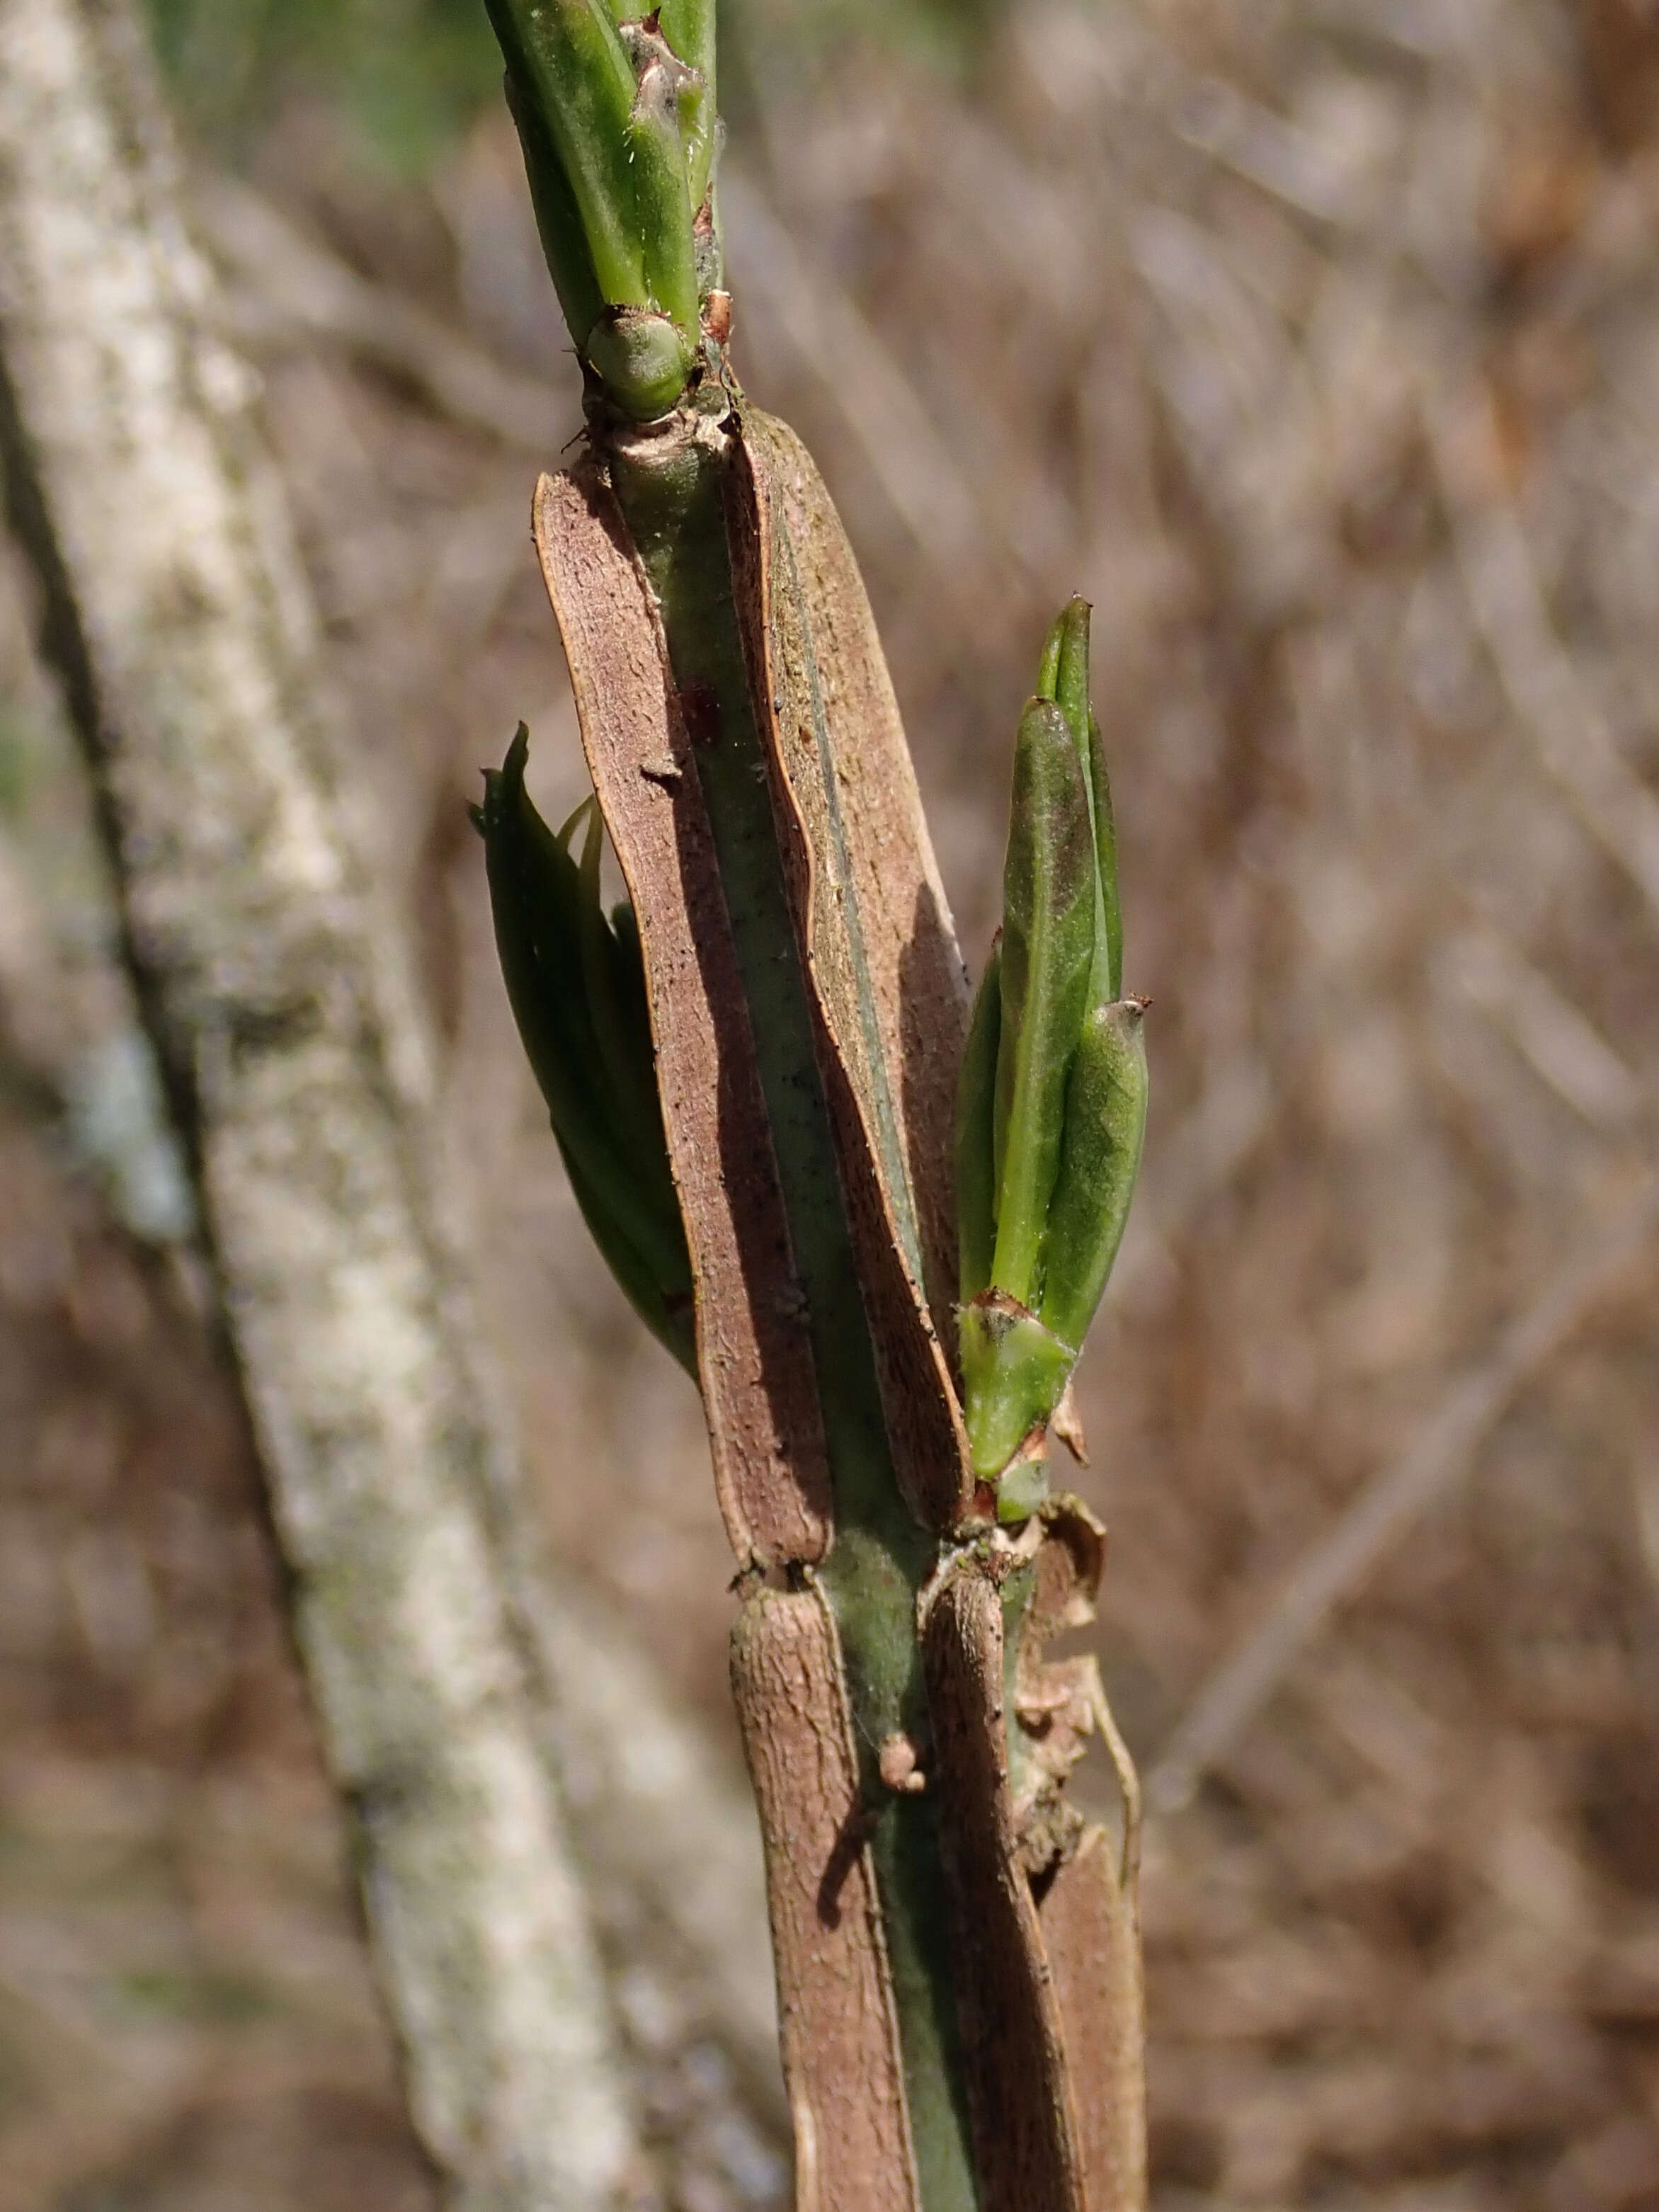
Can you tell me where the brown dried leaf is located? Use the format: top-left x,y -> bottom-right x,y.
1012,1503 -> 1117,1859
1041,1830 -> 1148,2212
731,409 -> 976,1532
532,462 -> 832,1567
921,1564 -> 1086,2212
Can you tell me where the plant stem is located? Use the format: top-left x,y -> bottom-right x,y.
608,418 -> 979,2212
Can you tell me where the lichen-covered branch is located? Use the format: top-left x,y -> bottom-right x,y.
0,4 -> 638,2204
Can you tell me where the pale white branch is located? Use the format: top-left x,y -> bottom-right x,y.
0,6 -> 639,2202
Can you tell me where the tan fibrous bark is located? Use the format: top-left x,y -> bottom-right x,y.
0,5 -> 639,2204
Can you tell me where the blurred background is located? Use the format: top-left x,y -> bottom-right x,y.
2,0 -> 1658,2204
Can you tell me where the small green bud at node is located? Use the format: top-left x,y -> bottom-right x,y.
585,307 -> 697,419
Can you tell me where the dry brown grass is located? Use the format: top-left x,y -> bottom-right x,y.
1,1 -> 1657,2204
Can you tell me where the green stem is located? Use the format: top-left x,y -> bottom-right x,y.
658,0 -> 719,209
607,421 -> 978,2212
622,42 -> 700,333
484,0 -> 649,311
499,69 -> 608,353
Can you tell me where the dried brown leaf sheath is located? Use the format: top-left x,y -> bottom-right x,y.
911,1502 -> 1141,2212
532,421 -> 1144,2212
1041,1832 -> 1147,2212
731,414 -> 975,1532
532,460 -> 831,1566
537,414 -> 976,1539
923,1566 -> 1085,2210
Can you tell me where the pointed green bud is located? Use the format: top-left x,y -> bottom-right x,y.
1035,608 -> 1064,700
1047,595 -> 1092,766
604,894 -> 660,1105
556,1126 -> 696,1372
1038,997 -> 1148,1354
474,726 -> 695,1372
957,602 -> 1143,1490
955,937 -> 1001,1308
990,697 -> 1097,1308
1037,595 -> 1122,1005
572,801 -> 671,1176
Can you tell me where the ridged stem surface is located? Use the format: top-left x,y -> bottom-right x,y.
608,423 -> 979,2212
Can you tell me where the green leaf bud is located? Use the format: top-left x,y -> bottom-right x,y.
955,937 -> 1001,1308
1048,595 -> 1092,767
1089,710 -> 1123,1006
474,726 -> 695,1372
584,307 -> 698,421
956,603 -> 1143,1488
1037,997 -> 1148,1355
573,801 -> 670,1174
608,896 -> 656,1066
1035,608 -> 1064,700
1037,595 -> 1122,1006
990,697 -> 1097,1308
557,1124 -> 696,1373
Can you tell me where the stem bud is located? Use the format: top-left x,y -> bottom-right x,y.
585,307 -> 697,421
956,605 -> 1147,1514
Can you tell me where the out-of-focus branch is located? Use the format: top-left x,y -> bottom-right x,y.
1430,380 -> 1659,930
195,174 -> 577,453
1437,923 -> 1645,1132
1146,1180 -> 1659,1813
531,1578 -> 783,2119
0,6 -> 639,2205
719,167 -> 1010,606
